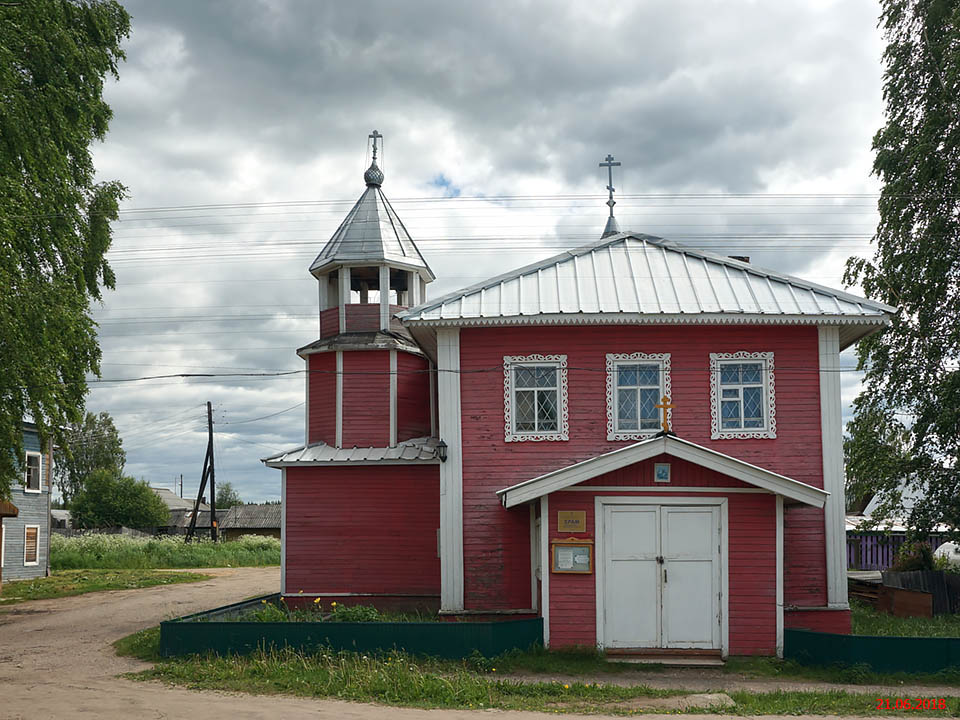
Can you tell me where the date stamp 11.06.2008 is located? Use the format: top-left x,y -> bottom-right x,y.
876,698 -> 947,710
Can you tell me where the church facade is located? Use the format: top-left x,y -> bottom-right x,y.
264,136 -> 894,657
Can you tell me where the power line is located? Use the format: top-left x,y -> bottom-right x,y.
220,402 -> 305,425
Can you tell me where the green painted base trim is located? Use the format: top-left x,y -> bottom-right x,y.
160,594 -> 543,659
785,628 -> 960,674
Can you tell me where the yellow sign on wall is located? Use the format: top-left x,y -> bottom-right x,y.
558,510 -> 586,533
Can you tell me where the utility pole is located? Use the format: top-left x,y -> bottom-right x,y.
186,402 -> 218,542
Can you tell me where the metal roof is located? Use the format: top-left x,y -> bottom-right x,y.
219,503 -> 281,530
397,233 -> 895,342
262,436 -> 440,467
152,487 -> 209,512
309,180 -> 435,280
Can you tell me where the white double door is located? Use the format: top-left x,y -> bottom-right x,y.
602,503 -> 721,649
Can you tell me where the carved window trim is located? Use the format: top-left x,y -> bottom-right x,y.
605,353 -> 672,441
503,354 -> 569,442
710,351 -> 777,439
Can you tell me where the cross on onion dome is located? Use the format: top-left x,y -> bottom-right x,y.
364,130 -> 384,187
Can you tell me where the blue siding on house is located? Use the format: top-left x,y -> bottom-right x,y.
2,425 -> 50,581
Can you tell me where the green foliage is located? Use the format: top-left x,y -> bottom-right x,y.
214,481 -> 243,509
892,540 -> 936,571
134,646 -> 681,712
328,603 -> 386,622
113,625 -> 162,661
0,0 -> 130,500
0,569 -> 207,605
55,411 -> 126,503
235,600 -> 441,624
243,599 -> 289,622
843,0 -> 960,538
851,597 -> 960,637
69,469 -> 169,529
131,646 -> 960,714
51,532 -> 280,569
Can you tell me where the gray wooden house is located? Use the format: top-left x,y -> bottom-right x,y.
218,504 -> 281,541
1,422 -> 52,582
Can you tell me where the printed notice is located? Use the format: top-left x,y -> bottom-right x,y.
557,547 -> 574,569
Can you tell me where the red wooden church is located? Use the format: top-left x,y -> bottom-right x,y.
264,135 -> 894,658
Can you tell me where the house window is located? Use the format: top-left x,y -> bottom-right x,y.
710,352 -> 776,439
24,452 -> 41,492
24,525 -> 39,566
503,354 -> 568,442
1,524 -> 4,568
606,353 -> 671,441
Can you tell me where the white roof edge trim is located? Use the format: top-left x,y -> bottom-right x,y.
310,257 -> 436,280
404,313 -> 891,328
263,458 -> 441,468
496,435 -> 828,509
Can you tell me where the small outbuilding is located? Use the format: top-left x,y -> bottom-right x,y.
218,504 -> 281,541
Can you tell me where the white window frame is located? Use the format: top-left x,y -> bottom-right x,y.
24,524 -> 40,566
605,353 -> 671,441
503,354 -> 569,442
24,451 -> 42,493
710,351 -> 776,439
1,524 -> 5,568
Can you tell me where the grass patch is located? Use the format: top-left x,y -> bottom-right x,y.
852,598 -> 960,638
723,656 -> 960,687
113,626 -> 162,661
0,569 -> 209,605
134,647 -> 680,711
128,647 -> 960,714
51,533 -> 279,569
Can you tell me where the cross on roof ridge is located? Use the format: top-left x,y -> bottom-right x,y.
599,153 -> 622,237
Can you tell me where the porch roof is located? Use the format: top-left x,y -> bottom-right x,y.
496,434 -> 828,509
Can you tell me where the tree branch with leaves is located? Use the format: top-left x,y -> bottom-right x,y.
844,0 -> 960,539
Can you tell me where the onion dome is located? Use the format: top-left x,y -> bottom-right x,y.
364,160 -> 384,188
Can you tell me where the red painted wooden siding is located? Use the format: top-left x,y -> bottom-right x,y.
784,608 -> 851,634
285,465 -> 440,595
319,307 -> 339,338
308,352 -> 336,445
341,351 -> 390,447
319,304 -> 408,337
458,324 -> 825,611
546,458 -> 776,655
396,352 -> 431,441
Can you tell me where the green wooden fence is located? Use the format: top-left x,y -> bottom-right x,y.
159,594 -> 543,659
785,628 -> 960,674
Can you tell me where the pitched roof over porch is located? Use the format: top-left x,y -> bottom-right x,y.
496,434 -> 828,509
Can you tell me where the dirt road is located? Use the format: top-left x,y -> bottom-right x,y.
0,567 -> 942,719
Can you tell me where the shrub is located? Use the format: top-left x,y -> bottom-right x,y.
891,540 -> 935,571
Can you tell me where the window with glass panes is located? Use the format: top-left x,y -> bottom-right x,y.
615,363 -> 662,432
24,453 -> 41,492
718,361 -> 766,430
512,364 -> 560,433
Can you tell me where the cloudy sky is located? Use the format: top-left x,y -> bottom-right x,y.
85,0 -> 888,503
